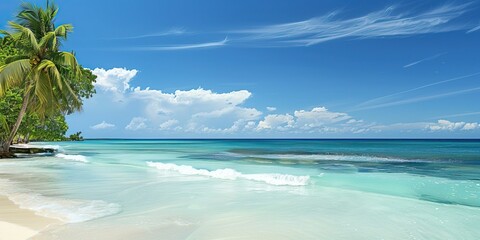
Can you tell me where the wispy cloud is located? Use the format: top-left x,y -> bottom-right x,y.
355,86 -> 480,111
233,3 -> 471,46
434,111 -> 480,119
466,24 -> 480,33
128,37 -> 228,51
403,53 -> 446,68
356,72 -> 480,108
114,28 -> 186,39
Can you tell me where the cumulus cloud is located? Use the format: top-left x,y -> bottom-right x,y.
257,114 -> 294,131
90,121 -> 115,130
92,68 -> 138,93
159,119 -> 179,130
428,120 -> 479,131
125,117 -> 148,131
294,107 -> 351,129
130,87 -> 262,132
369,120 -> 480,132
82,67 -> 479,137
256,107 -> 355,132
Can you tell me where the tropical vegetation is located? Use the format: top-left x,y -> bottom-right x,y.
0,1 -> 95,157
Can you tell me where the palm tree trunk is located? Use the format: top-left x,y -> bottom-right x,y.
25,133 -> 31,143
1,91 -> 30,154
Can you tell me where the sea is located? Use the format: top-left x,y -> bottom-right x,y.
0,139 -> 479,239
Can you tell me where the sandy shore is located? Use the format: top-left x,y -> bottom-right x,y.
0,196 -> 61,240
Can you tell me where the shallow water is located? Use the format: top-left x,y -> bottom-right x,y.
1,139 -> 479,239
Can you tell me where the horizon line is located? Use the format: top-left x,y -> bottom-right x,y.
64,138 -> 480,141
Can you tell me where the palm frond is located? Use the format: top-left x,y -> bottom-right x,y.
51,51 -> 81,76
59,76 -> 82,112
18,3 -> 45,38
54,24 -> 73,39
0,59 -> 31,96
33,69 -> 54,108
0,29 -> 12,37
4,55 -> 29,64
39,31 -> 57,50
37,59 -> 62,90
8,21 -> 40,53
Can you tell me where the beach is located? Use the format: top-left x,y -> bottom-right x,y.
0,139 -> 479,239
0,196 -> 60,240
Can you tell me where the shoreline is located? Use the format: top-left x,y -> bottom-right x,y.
0,196 -> 62,240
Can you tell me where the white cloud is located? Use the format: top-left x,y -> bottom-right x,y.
467,24 -> 480,33
428,120 -> 479,131
355,86 -> 480,111
294,107 -> 351,129
129,37 -> 228,51
159,119 -> 179,130
235,4 -> 471,46
257,107 -> 354,132
266,107 -> 277,112
257,114 -> 294,131
79,67 -> 480,137
356,72 -> 480,110
403,53 -> 445,68
131,87 -> 262,132
369,120 -> 480,132
463,122 -> 479,130
117,28 -> 186,39
90,121 -> 115,130
125,117 -> 148,131
92,68 -> 138,93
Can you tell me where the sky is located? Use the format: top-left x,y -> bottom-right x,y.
1,0 -> 480,138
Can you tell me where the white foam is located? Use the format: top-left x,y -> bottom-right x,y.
0,179 -> 120,223
12,143 -> 61,151
251,154 -> 424,162
56,153 -> 88,163
146,162 -> 309,186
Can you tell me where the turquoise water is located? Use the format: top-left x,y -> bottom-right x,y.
1,139 -> 479,239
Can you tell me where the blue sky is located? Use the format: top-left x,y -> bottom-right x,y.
1,0 -> 480,138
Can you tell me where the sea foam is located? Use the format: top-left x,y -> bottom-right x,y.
0,179 -> 120,223
56,153 -> 88,163
146,162 -> 309,186
248,154 -> 425,163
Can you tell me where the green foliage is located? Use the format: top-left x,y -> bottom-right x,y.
0,88 -> 22,136
26,114 -> 68,141
61,66 -> 97,114
1,0 -> 82,118
0,2 -> 96,146
69,131 -> 83,141
0,88 -> 69,142
0,115 -> 8,140
0,39 -> 19,63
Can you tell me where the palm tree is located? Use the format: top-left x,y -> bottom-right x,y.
0,1 -> 82,155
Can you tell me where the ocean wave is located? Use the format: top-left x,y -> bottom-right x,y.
56,153 -> 88,163
0,179 -> 120,223
247,154 -> 425,163
146,162 -> 309,186
13,143 -> 62,151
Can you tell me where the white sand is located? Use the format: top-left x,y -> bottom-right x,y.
0,221 -> 37,240
0,196 -> 61,240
